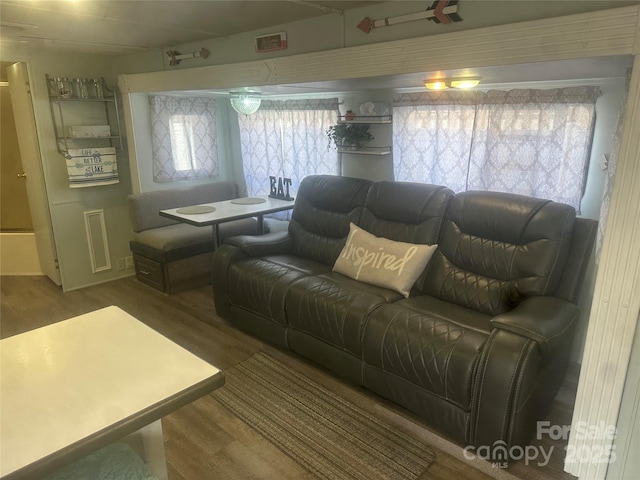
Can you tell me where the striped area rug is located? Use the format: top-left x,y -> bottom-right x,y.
211,352 -> 436,480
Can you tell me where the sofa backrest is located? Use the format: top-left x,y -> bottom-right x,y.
421,190 -> 576,315
289,175 -> 372,265
359,181 -> 453,244
128,181 -> 238,233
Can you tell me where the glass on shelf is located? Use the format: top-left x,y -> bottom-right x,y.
73,78 -> 90,99
93,78 -> 104,99
55,77 -> 72,99
71,78 -> 80,98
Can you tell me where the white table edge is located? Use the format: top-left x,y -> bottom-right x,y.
2,372 -> 225,480
158,195 -> 295,228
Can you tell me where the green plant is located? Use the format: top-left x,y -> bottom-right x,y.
326,123 -> 374,150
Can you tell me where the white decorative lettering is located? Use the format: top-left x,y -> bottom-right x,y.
341,229 -> 418,279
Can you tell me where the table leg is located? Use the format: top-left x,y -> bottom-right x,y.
257,215 -> 264,234
139,420 -> 168,480
121,419 -> 168,480
212,224 -> 220,248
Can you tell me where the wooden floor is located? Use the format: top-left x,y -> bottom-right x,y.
1,275 -> 578,480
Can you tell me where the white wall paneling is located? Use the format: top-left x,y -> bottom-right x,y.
605,312 -> 640,479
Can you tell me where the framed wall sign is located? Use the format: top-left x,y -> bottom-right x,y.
255,32 -> 287,53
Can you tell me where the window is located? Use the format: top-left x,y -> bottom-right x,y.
393,87 -> 600,210
237,98 -> 339,196
149,95 -> 219,182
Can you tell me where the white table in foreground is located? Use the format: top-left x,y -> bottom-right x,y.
0,306 -> 224,480
159,195 -> 295,247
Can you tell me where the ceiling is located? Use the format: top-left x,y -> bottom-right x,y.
0,0 -> 379,55
0,1 -> 632,94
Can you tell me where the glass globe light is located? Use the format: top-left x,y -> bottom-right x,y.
230,95 -> 261,115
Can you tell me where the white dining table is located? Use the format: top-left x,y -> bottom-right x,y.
0,306 -> 224,480
159,194 -> 296,247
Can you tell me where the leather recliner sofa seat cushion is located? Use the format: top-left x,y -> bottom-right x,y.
215,175 -> 372,344
227,255 -> 332,326
362,296 -> 491,441
286,273 -> 403,356
283,180 -> 454,382
421,191 -> 576,314
364,304 -> 489,409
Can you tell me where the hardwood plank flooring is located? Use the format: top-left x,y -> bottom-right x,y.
0,276 -> 577,480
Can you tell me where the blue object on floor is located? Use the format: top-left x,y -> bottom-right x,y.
43,443 -> 157,480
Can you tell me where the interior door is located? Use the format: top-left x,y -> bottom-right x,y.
0,79 -> 33,231
7,62 -> 61,285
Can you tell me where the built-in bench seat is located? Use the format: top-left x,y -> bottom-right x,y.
128,182 -> 258,293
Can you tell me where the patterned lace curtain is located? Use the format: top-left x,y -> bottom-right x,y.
149,95 -> 219,182
393,91 -> 479,192
237,98 -> 339,197
393,87 -> 600,210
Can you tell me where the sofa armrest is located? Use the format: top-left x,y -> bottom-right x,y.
211,231 -> 293,318
224,230 -> 293,257
490,296 -> 579,353
472,296 -> 580,449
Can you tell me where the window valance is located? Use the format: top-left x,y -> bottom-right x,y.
258,98 -> 340,111
393,86 -> 601,107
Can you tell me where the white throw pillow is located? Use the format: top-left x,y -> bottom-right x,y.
333,223 -> 437,298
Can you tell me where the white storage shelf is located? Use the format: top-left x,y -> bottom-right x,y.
337,114 -> 392,124
337,146 -> 392,155
336,114 -> 392,156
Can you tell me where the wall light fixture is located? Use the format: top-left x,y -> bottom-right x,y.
424,80 -> 449,90
424,78 -> 480,90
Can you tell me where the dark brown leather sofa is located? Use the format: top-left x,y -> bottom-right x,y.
212,174 -> 596,454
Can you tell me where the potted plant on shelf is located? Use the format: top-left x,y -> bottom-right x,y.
326,123 -> 374,150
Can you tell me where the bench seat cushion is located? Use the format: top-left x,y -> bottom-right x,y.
133,218 -> 257,252
133,223 -> 212,252
131,218 -> 258,263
